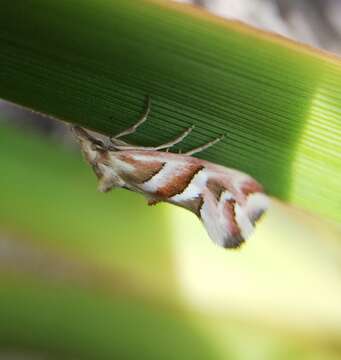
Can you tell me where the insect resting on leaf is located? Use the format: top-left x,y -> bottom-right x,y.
73,97 -> 268,249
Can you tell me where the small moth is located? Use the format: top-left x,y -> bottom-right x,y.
73,97 -> 268,248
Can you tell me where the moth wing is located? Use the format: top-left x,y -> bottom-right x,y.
200,191 -> 245,248
200,187 -> 268,249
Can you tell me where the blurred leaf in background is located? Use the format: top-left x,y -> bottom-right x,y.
1,114 -> 341,359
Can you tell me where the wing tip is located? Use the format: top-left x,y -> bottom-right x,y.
221,234 -> 245,249
218,193 -> 269,249
245,192 -> 269,225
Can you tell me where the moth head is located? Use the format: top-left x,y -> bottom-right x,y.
73,126 -> 124,193
73,126 -> 105,164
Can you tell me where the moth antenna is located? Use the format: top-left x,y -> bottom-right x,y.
111,95 -> 151,140
185,134 -> 224,156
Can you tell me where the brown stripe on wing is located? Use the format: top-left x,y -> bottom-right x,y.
141,162 -> 166,183
206,179 -> 226,202
241,179 -> 267,225
206,180 -> 245,248
155,164 -> 204,199
178,195 -> 204,217
240,179 -> 264,196
117,153 -> 165,184
222,199 -> 244,249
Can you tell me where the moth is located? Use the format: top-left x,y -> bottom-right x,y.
73,97 -> 268,248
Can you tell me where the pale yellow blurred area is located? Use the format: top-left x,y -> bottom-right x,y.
167,199 -> 341,340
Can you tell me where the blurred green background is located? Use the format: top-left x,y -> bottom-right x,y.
0,108 -> 340,359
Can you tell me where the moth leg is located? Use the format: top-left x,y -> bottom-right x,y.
148,199 -> 160,206
144,194 -> 161,206
185,135 -> 224,156
111,96 -> 151,140
149,125 -> 194,150
110,125 -> 194,151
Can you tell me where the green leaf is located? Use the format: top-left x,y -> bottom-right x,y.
0,0 -> 340,221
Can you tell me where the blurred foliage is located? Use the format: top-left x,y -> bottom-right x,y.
0,125 -> 174,287
0,121 -> 341,359
0,276 -> 220,360
0,122 -> 220,358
